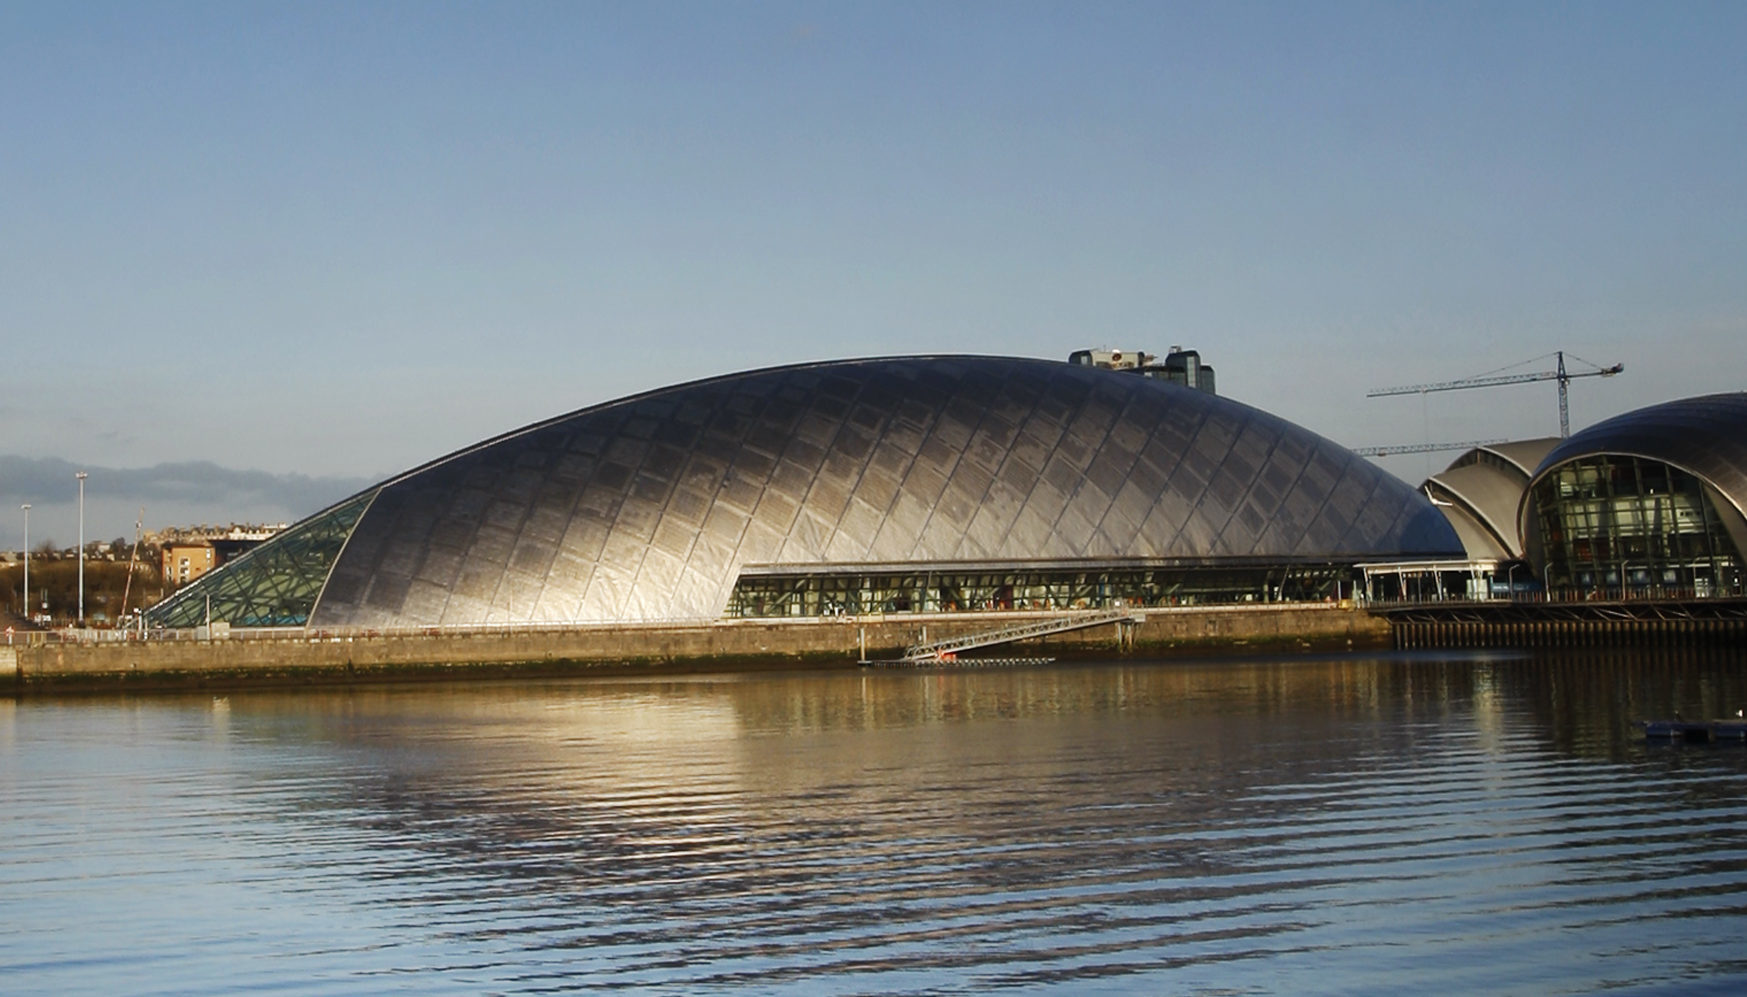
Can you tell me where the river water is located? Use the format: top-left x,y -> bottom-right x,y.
4,649 -> 1746,995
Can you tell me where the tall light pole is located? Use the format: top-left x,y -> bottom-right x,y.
20,504 -> 29,623
77,471 -> 88,627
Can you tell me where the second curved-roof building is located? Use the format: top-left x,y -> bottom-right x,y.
148,356 -> 1463,628
1424,439 -> 1561,560
1520,392 -> 1747,597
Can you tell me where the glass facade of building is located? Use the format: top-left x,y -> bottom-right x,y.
147,491 -> 378,627
1529,456 -> 1744,597
726,561 -> 1351,617
1520,393 -> 1747,601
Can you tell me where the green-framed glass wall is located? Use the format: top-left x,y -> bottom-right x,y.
1530,456 -> 1745,598
145,491 -> 378,628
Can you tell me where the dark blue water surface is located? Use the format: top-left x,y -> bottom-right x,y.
4,649 -> 1746,995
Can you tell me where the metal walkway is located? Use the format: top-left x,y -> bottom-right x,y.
900,610 -> 1141,663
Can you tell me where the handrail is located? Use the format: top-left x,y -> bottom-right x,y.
1361,584 -> 1745,609
902,610 -> 1139,662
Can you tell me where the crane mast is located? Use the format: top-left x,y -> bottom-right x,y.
1366,350 -> 1624,437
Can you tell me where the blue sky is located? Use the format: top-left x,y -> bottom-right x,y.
3,1 -> 1744,546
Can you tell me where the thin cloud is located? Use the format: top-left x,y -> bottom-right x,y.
0,455 -> 375,531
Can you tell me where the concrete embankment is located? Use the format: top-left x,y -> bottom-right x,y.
8,604 -> 1387,693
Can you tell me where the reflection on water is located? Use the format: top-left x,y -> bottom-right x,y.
4,649 -> 1747,995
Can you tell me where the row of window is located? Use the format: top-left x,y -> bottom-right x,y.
724,565 -> 1349,618
1531,456 -> 1744,596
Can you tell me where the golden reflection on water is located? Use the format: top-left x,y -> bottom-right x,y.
173,646 -> 1747,776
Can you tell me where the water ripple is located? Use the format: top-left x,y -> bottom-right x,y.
5,652 -> 1747,994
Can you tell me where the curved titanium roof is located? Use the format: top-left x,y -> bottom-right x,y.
1477,439 -> 1561,478
151,356 -> 1461,627
1425,470 -> 1513,559
1425,438 -> 1559,559
1519,392 -> 1747,538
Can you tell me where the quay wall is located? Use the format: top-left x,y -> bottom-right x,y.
1392,615 -> 1747,649
1377,596 -> 1747,650
9,604 -> 1387,692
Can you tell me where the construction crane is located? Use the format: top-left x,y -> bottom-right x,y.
1367,351 -> 1624,437
1349,439 -> 1508,458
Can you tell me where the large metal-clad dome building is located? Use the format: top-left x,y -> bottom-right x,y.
148,356 -> 1462,629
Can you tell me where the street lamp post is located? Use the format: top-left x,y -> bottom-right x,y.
20,504 -> 29,623
77,471 -> 88,627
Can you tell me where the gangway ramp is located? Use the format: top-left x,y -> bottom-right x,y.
895,610 -> 1141,664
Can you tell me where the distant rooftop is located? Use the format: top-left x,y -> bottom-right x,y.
1068,346 -> 1216,395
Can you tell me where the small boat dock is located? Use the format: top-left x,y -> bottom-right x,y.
1642,718 -> 1747,742
860,610 -> 1141,667
861,655 -> 1056,669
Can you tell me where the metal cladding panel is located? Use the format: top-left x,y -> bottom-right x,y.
1531,393 -> 1747,511
1437,502 -> 1512,561
305,356 -> 1461,626
1478,438 -> 1560,479
1427,462 -> 1532,557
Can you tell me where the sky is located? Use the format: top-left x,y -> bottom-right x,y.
3,1 -> 1744,548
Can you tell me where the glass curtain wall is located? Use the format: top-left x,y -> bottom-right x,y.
145,491 -> 378,628
725,564 -> 1349,618
1531,456 -> 1745,598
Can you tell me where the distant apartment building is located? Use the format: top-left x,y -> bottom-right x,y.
163,541 -> 216,587
155,524 -> 286,588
